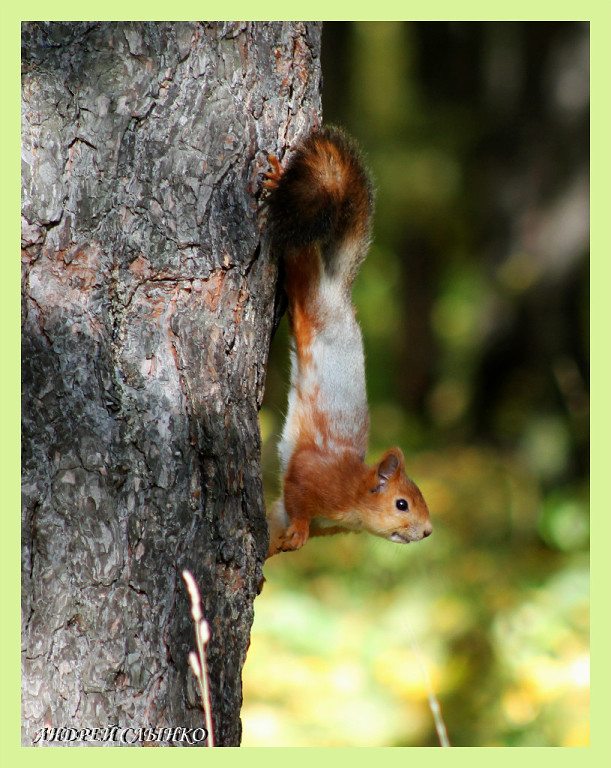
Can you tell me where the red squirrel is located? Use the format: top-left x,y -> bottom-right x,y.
264,126 -> 432,558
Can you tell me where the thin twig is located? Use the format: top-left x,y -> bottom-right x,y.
405,623 -> 451,747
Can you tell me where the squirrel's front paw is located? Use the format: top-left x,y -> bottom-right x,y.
281,519 -> 310,552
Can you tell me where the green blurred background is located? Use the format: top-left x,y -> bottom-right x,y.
243,22 -> 589,747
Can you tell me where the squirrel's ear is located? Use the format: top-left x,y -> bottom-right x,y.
373,448 -> 404,492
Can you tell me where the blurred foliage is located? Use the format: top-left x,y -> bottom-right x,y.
243,22 -> 589,747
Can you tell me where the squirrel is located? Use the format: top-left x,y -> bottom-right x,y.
264,126 -> 432,558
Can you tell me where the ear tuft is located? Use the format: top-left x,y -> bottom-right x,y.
377,452 -> 399,482
372,448 -> 404,492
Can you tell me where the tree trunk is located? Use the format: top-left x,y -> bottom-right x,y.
21,21 -> 322,746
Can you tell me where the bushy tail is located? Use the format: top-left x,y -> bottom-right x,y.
266,126 -> 374,291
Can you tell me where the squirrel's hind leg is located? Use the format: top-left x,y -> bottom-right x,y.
263,154 -> 283,191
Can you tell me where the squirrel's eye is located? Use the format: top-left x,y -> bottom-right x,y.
395,499 -> 409,511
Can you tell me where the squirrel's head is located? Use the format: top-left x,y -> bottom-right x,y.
365,447 -> 433,544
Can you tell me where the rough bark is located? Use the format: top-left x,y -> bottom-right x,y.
21,21 -> 322,746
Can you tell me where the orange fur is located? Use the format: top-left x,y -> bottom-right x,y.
284,243 -> 323,369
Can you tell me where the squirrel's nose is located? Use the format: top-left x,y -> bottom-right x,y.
422,526 -> 432,538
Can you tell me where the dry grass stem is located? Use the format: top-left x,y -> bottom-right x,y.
182,570 -> 215,747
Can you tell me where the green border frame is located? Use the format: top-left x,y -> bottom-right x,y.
4,5 -> 609,764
